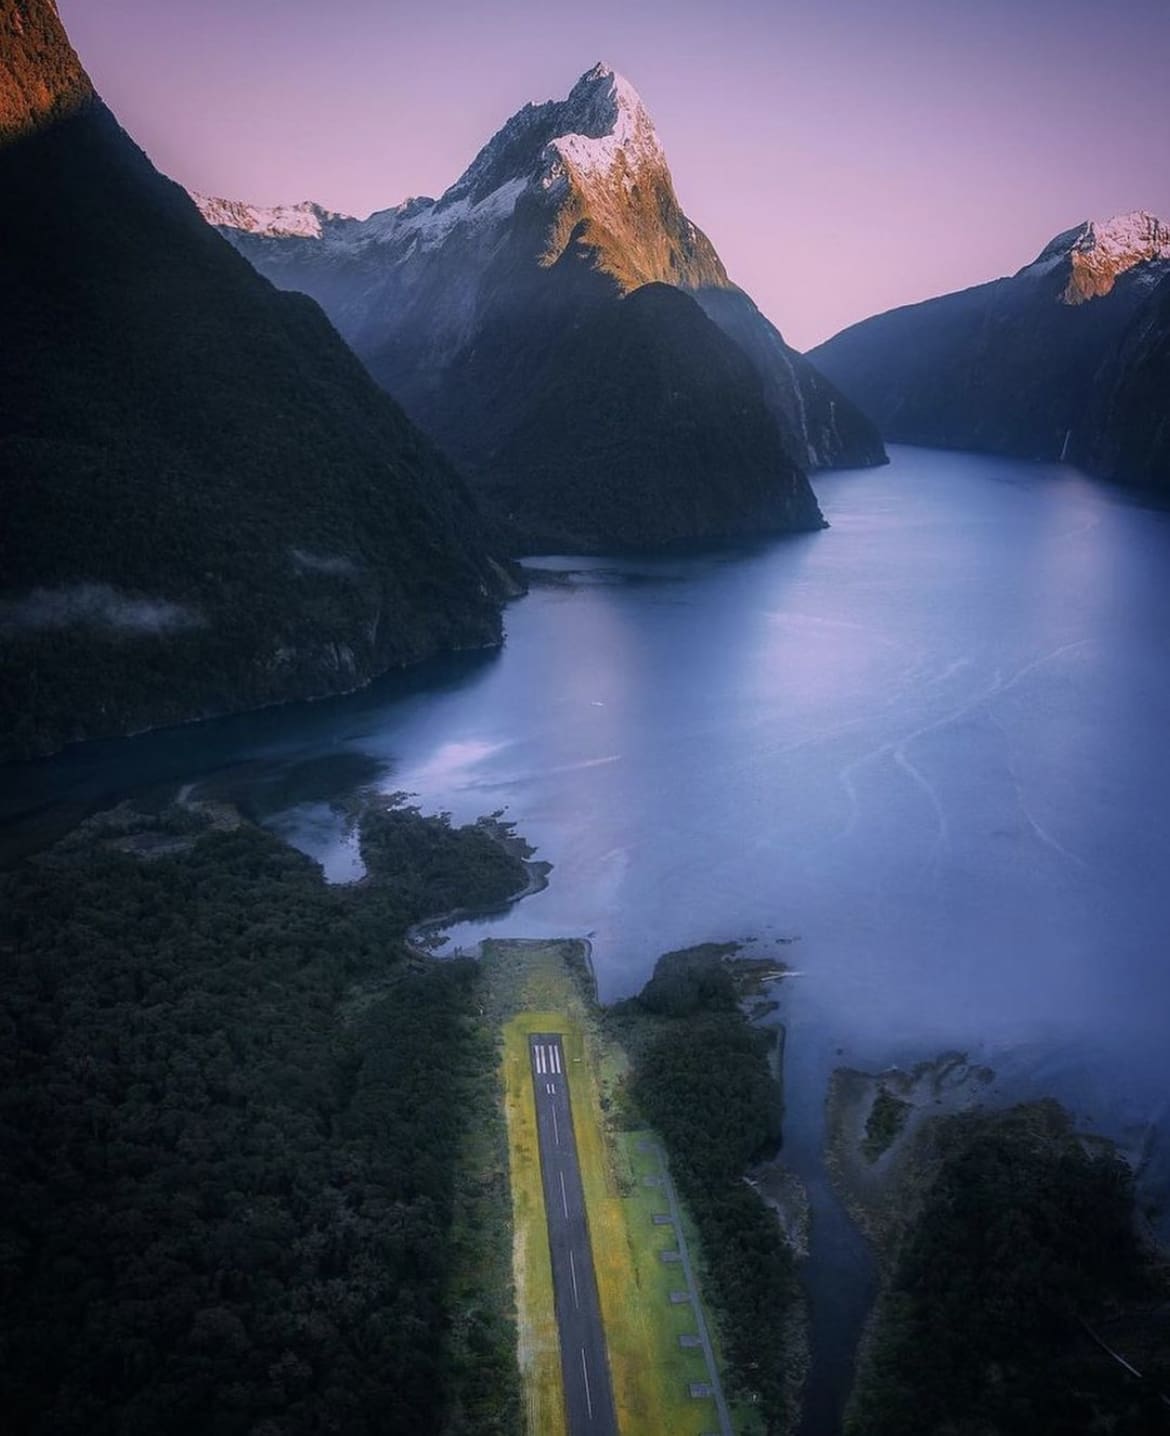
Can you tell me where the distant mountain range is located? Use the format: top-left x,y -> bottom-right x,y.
196,64 -> 887,552
809,212 -> 1170,483
0,0 -> 513,759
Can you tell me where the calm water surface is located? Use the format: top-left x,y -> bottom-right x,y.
6,445 -> 1170,1430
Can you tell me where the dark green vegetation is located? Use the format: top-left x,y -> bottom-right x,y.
361,805 -> 528,916
611,946 -> 797,1433
1076,271 -> 1170,489
0,0 -> 509,762
486,284 -> 824,553
0,799 -> 528,1435
861,1086 -> 912,1163
847,1102 -> 1170,1435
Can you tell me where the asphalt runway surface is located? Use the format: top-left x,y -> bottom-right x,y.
529,1033 -> 619,1435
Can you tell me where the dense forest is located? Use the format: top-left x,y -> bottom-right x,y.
482,283 -> 823,553
846,1102 -> 1170,1435
0,800 -> 527,1435
611,945 -> 798,1432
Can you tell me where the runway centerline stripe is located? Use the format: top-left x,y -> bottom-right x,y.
570,1248 -> 580,1309
580,1348 -> 593,1420
559,1168 -> 569,1219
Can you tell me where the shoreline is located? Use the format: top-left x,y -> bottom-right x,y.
404,818 -> 552,958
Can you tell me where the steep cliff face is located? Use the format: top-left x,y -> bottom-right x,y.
197,63 -> 886,518
1072,272 -> 1170,489
808,213 -> 1170,463
0,0 -> 511,759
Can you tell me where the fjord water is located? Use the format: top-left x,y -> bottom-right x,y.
6,445 -> 1170,1428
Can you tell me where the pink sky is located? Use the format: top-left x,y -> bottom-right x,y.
61,0 -> 1170,350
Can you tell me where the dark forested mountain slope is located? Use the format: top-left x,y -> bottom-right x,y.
197,64 -> 886,549
0,0 -> 511,760
1073,271 -> 1170,490
809,212 -> 1170,465
483,283 -> 824,551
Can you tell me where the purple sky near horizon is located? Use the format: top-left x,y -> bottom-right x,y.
60,0 -> 1170,350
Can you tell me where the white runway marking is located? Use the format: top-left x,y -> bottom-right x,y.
559,1169 -> 569,1218
569,1248 -> 580,1308
552,1105 -> 560,1147
552,1045 -> 562,1074
580,1348 -> 593,1419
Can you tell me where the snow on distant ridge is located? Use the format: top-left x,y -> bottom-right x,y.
193,195 -> 349,239
1077,210 -> 1170,270
1019,209 -> 1170,300
360,176 -> 528,249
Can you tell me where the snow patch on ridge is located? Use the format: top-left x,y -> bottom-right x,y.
197,175 -> 527,256
360,175 -> 528,251
546,63 -> 665,180
1018,210 -> 1170,300
193,195 -> 349,239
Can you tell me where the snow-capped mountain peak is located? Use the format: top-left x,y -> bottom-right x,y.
192,195 -> 350,239
1020,209 -> 1170,302
194,60 -> 884,480
195,62 -> 698,283
432,61 -> 665,211
547,62 -> 665,181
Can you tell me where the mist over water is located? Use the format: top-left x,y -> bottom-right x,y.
6,444 -> 1170,1430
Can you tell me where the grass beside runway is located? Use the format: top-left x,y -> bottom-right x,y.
491,939 -> 749,1436
502,1010 -> 567,1436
